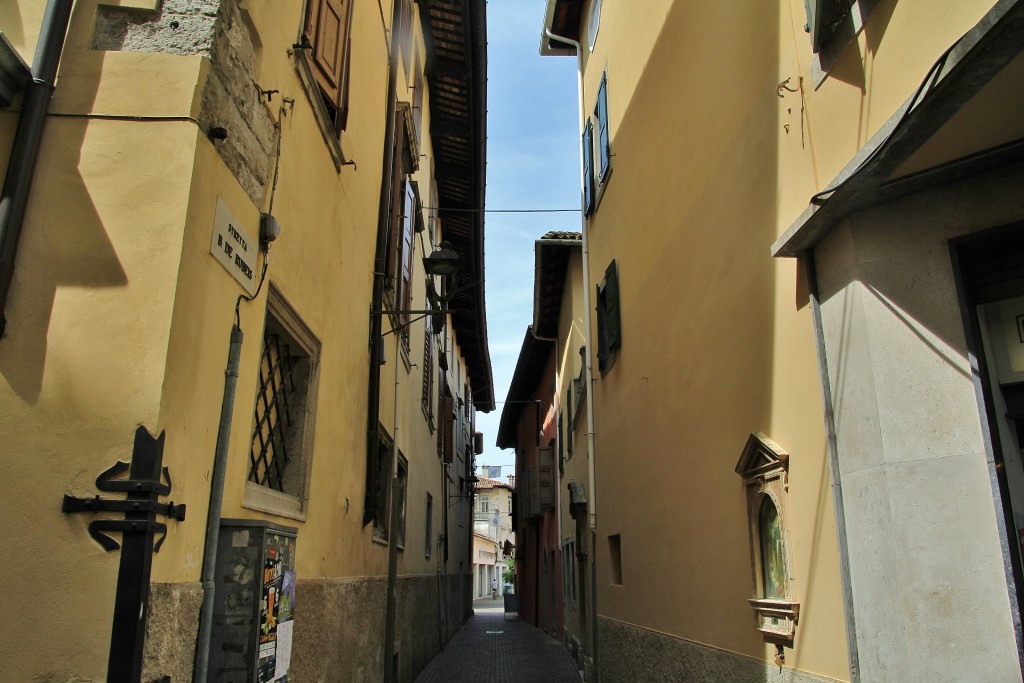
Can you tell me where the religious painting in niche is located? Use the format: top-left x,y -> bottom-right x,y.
759,496 -> 785,600
735,432 -> 800,641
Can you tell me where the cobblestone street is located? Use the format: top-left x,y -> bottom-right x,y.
414,598 -> 581,683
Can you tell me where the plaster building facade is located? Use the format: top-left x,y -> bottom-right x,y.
0,1 -> 490,681
537,0 -> 1024,681
498,326 -> 564,641
472,474 -> 514,599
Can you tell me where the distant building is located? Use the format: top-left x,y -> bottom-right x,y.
472,474 -> 514,598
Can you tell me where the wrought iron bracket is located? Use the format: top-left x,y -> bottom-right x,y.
61,429 -> 186,553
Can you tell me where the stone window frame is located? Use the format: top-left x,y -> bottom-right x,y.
244,285 -> 321,521
735,432 -> 800,641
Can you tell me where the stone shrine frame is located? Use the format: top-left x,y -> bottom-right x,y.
735,432 -> 800,641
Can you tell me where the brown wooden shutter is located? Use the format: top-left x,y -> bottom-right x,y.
443,396 -> 455,463
303,0 -> 353,131
384,116 -> 406,293
538,447 -> 554,510
400,181 -> 416,342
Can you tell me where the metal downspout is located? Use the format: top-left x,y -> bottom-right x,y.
805,253 -> 860,682
0,0 -> 73,338
544,26 -> 600,679
193,324 -> 245,682
542,29 -> 596,533
366,0 -> 403,526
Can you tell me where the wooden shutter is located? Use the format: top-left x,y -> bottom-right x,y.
604,259 -> 621,351
806,0 -> 854,53
596,75 -> 611,183
582,120 -> 595,215
597,260 -> 621,372
443,396 -> 455,463
400,181 -> 416,341
384,113 -> 406,294
422,314 -> 434,421
538,447 -> 554,510
303,0 -> 354,131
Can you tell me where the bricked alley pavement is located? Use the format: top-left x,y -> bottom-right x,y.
414,597 -> 581,682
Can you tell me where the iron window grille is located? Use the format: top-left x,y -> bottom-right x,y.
247,286 -> 320,511
248,332 -> 299,491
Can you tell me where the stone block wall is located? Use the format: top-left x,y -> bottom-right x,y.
93,0 -> 276,206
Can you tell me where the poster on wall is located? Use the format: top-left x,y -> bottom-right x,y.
256,531 -> 296,682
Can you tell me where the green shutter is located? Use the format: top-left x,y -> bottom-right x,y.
582,120 -> 595,215
596,74 -> 611,182
604,259 -> 621,352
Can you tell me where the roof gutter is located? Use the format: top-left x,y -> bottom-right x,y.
0,0 -> 73,338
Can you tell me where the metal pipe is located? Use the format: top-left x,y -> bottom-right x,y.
366,0 -> 404,528
0,0 -> 73,338
543,28 -> 598,533
384,330 -> 401,682
193,324 -> 244,682
805,252 -> 860,682
544,25 -> 600,679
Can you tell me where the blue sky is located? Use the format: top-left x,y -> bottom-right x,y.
474,0 -> 580,477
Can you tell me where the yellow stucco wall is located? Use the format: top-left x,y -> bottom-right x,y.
2,0 -> 479,677
577,0 -> 1002,679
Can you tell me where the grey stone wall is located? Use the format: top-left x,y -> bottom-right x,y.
140,573 -> 465,682
598,617 -> 843,683
142,582 -> 203,682
814,163 -> 1024,682
92,0 -> 276,206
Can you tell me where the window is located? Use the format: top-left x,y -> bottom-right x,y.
595,74 -> 611,185
582,120 -> 595,215
425,493 -> 433,558
587,0 -> 602,52
607,534 -> 622,585
372,429 -> 394,542
246,286 -> 320,519
596,260 -> 621,373
384,106 -> 420,351
735,432 -> 799,640
301,0 -> 354,133
396,455 -> 408,550
479,496 -> 490,513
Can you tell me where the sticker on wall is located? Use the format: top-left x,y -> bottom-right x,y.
211,197 -> 258,296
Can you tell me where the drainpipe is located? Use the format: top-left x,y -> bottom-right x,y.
804,252 -> 860,682
193,324 -> 244,682
366,0 -> 404,526
544,26 -> 600,680
384,336 -> 401,682
543,29 -> 597,533
0,0 -> 73,338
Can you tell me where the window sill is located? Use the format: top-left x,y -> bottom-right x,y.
242,481 -> 307,522
372,530 -> 389,546
292,47 -> 349,172
748,598 -> 800,640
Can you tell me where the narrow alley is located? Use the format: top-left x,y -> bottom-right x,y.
415,599 -> 580,683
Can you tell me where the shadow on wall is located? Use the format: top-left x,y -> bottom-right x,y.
591,0 -> 782,677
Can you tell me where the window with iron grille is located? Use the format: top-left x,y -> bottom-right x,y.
373,428 -> 394,542
246,286 -> 320,517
